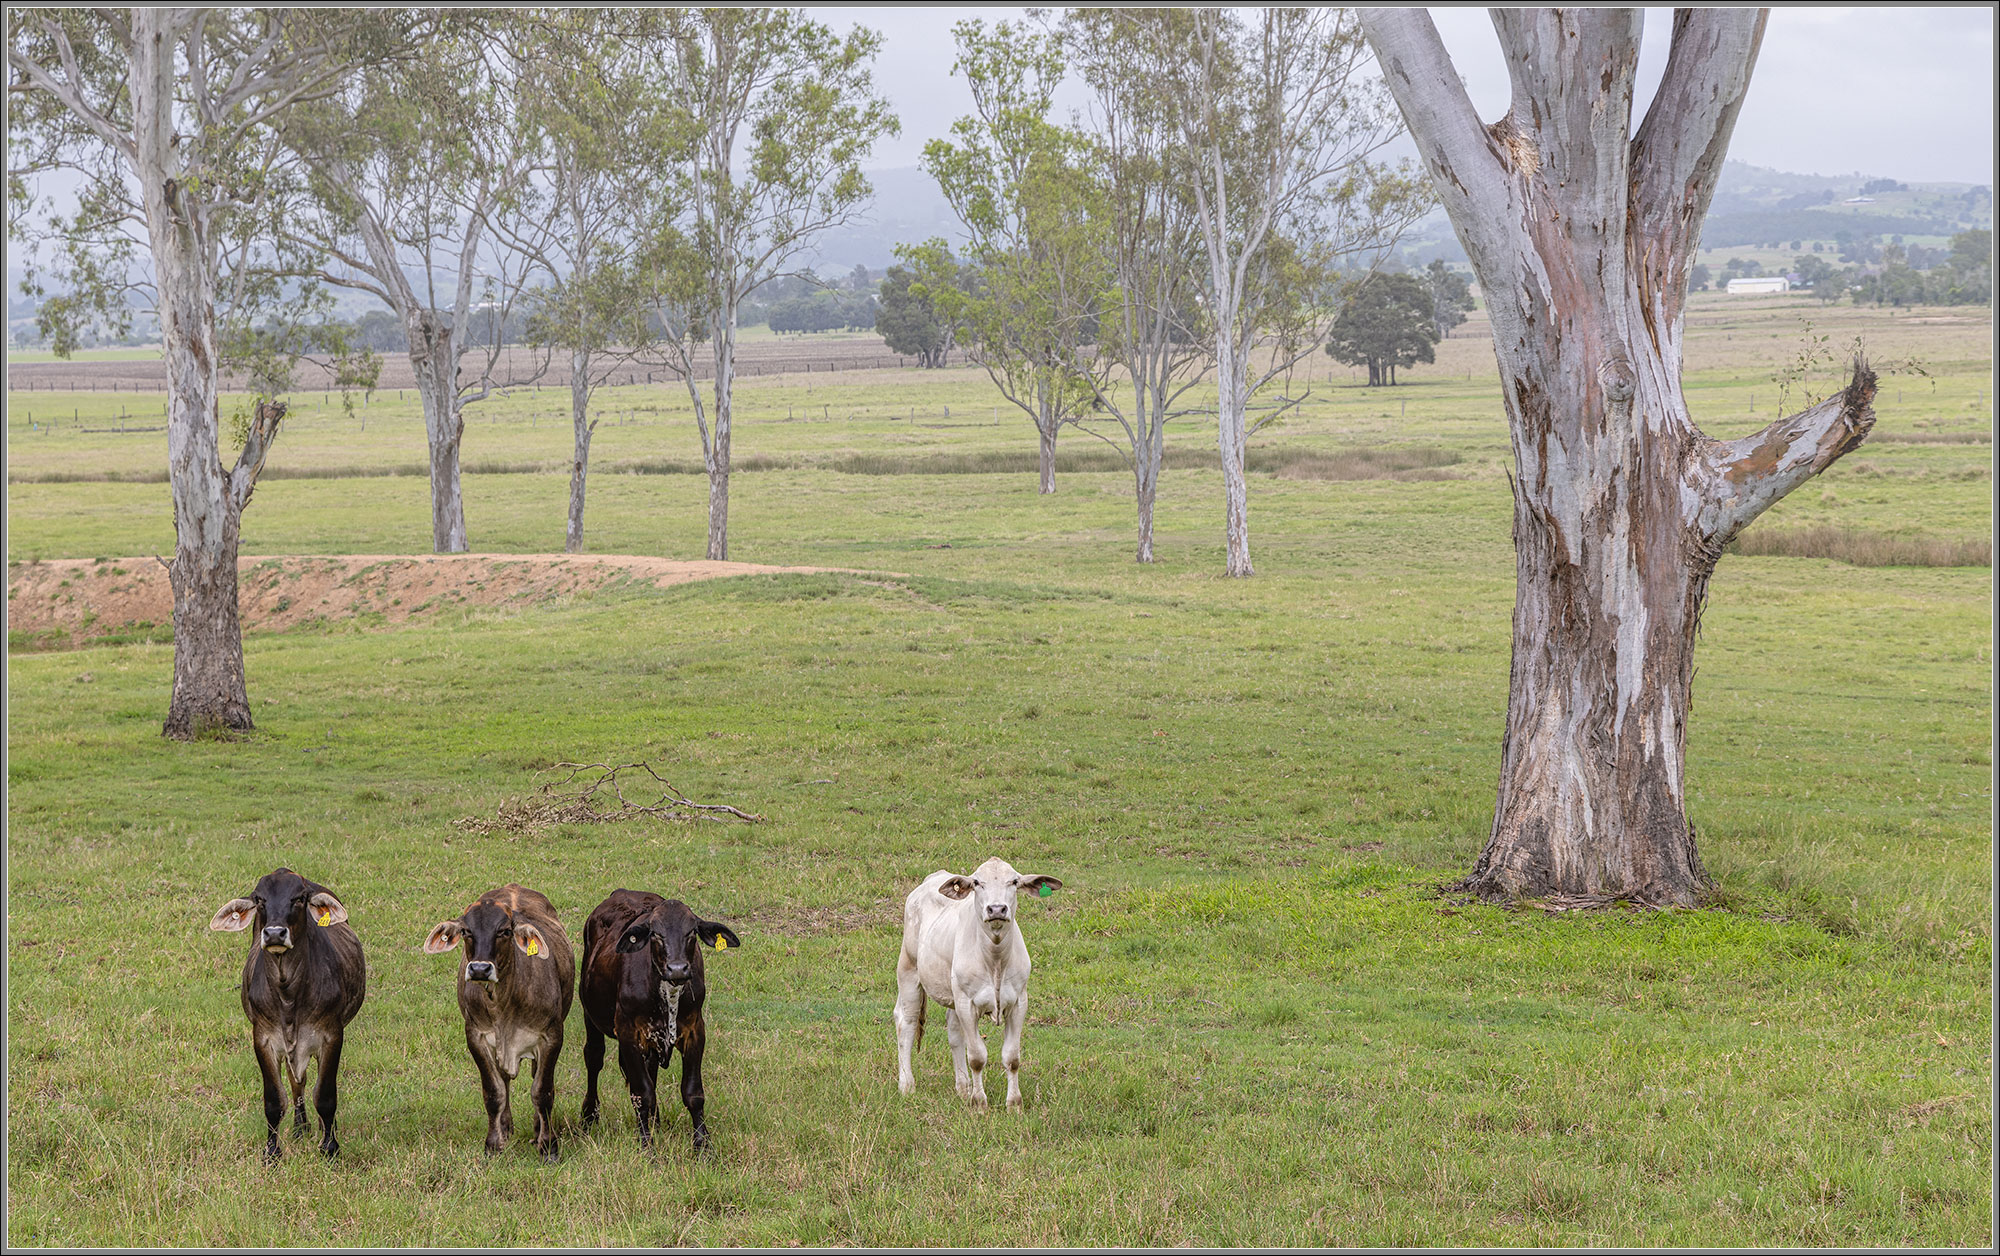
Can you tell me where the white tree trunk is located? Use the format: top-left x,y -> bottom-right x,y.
566,348 -> 594,554
1215,336 -> 1252,577
706,300 -> 735,561
407,311 -> 468,553
1363,8 -> 1874,905
131,12 -> 252,738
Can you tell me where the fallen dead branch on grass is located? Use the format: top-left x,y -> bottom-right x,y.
455,760 -> 763,836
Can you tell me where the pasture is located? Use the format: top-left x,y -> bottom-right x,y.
5,293 -> 1992,1246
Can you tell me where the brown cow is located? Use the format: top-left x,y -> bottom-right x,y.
422,884 -> 575,1159
579,889 -> 740,1150
209,868 -> 366,1161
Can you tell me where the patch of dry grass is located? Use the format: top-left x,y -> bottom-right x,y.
1730,525 -> 1991,567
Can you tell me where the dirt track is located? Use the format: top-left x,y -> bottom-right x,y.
7,553 -> 868,648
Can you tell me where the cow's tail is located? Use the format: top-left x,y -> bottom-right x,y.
912,993 -> 926,1053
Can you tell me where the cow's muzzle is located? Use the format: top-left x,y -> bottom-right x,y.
465,961 -> 498,983
662,961 -> 693,986
261,925 -> 292,952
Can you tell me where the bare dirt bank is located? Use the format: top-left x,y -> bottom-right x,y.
7,553 -> 867,649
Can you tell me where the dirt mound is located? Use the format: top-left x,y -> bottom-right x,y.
7,553 -> 864,650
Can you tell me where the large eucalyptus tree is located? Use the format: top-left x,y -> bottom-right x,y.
1359,9 -> 1876,905
7,8 -> 410,738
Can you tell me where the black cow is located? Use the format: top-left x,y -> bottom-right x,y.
422,884 -> 575,1159
208,868 -> 366,1161
579,890 -> 740,1150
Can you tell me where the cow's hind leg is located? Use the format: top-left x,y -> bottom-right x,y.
894,958 -> 926,1095
312,1037 -> 345,1157
581,1020 -> 606,1128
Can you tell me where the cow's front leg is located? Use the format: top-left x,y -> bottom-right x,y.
312,1037 -> 345,1158
618,1040 -> 657,1148
1000,993 -> 1027,1111
470,1037 -> 509,1154
532,1038 -> 562,1161
253,1035 -> 286,1163
943,1002 -> 971,1101
954,1000 -> 989,1111
893,960 -> 925,1095
679,1032 -> 709,1152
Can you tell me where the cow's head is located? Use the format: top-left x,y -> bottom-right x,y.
937,857 -> 1061,932
210,868 -> 348,954
614,899 -> 740,995
422,899 -> 553,988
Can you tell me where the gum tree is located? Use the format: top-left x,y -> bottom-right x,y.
1359,8 -> 1876,905
923,19 -> 1107,495
278,12 -> 547,553
646,9 -> 897,561
7,8 -> 408,737
1151,7 -> 1427,577
1063,9 -> 1210,563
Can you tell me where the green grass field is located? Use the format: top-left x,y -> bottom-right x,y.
5,294 -> 1992,1246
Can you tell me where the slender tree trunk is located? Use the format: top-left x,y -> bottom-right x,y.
1037,392 -> 1058,495
707,301 -> 735,561
1133,377 -> 1164,564
407,312 -> 468,553
566,349 -> 594,554
1216,339 -> 1252,577
1362,8 -> 1873,905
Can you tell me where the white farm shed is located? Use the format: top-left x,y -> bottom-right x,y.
1726,276 -> 1791,295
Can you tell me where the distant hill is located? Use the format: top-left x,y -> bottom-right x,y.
1697,160 -> 1991,247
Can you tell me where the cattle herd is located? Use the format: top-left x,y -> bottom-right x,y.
207,858 -> 1060,1160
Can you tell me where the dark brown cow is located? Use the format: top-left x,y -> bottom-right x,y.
422,884 -> 575,1159
579,889 -> 740,1150
209,868 -> 366,1161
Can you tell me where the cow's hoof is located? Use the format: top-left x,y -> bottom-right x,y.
263,1143 -> 281,1165
539,1140 -> 560,1163
691,1127 -> 711,1153
319,1139 -> 339,1158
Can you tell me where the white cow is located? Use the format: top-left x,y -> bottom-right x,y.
894,857 -> 1062,1110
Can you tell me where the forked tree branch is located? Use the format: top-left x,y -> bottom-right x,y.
1690,360 -> 1876,547
1628,8 -> 1768,327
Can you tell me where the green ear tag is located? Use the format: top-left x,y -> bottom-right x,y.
1037,884 -> 1053,897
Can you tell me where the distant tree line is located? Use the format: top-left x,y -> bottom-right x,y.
1689,228 -> 1990,307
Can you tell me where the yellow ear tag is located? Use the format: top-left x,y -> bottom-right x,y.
714,937 -> 729,950
316,908 -> 333,927
525,938 -> 540,956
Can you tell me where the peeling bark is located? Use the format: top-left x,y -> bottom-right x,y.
1362,8 -> 1869,906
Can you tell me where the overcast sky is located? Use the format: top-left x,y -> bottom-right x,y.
827,6 -> 1996,185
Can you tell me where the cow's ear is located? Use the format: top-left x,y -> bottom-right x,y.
210,898 -> 258,932
936,876 -> 974,901
307,891 -> 348,928
513,922 -> 552,959
421,921 -> 462,954
1022,875 -> 1063,899
697,921 -> 741,952
616,925 -> 652,953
